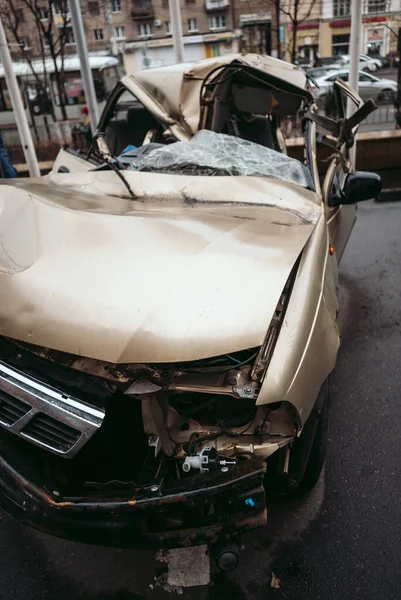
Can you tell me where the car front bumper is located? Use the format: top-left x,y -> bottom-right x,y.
0,453 -> 267,548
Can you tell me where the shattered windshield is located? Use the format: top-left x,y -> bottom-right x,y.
132,131 -> 313,189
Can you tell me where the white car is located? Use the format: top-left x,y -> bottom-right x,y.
337,54 -> 378,73
313,70 -> 397,105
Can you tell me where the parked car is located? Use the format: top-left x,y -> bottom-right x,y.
313,69 -> 397,105
307,65 -> 341,80
0,54 -> 380,564
359,53 -> 384,70
364,52 -> 388,69
337,53 -> 378,73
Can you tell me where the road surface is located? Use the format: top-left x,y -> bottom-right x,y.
0,199 -> 400,599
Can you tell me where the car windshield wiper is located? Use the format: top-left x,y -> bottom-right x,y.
93,133 -> 136,200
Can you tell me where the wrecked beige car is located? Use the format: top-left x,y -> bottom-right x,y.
0,54 -> 381,567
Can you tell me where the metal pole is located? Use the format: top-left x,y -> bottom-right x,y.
104,0 -> 118,57
168,0 -> 184,64
347,0 -> 363,168
0,18 -> 40,177
68,0 -> 99,132
347,0 -> 362,112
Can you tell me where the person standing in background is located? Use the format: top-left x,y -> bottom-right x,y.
0,130 -> 17,178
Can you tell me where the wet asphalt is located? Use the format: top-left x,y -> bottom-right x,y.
0,199 -> 400,599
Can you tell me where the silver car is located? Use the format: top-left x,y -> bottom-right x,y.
313,70 -> 397,105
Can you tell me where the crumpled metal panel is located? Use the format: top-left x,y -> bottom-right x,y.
130,53 -> 310,138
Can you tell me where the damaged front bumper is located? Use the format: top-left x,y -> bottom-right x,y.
0,453 -> 266,548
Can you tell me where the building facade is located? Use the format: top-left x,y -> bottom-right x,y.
282,0 -> 401,63
3,0 -> 277,74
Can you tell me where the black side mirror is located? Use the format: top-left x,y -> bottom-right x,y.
330,171 -> 382,206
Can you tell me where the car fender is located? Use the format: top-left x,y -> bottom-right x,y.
256,213 -> 340,426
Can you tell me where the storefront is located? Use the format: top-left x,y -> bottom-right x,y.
124,32 -> 235,74
285,20 -> 319,63
240,13 -> 272,55
203,32 -> 235,58
329,20 -> 351,57
124,36 -> 204,73
363,17 -> 389,56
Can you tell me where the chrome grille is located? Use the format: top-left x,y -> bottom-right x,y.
0,361 -> 105,458
0,391 -> 30,426
22,414 -> 81,453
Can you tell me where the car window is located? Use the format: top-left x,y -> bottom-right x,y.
359,73 -> 373,82
104,89 -> 166,156
326,72 -> 348,82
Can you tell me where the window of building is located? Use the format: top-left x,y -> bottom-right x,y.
137,22 -> 154,37
209,15 -> 226,30
165,21 -> 171,34
332,33 -> 350,56
37,6 -> 49,19
53,2 -> 64,15
366,0 -> 388,13
88,1 -> 100,15
115,25 -> 126,39
333,0 -> 350,16
19,36 -> 31,49
112,0 -> 122,12
15,8 -> 25,22
162,0 -> 169,6
65,27 -> 75,44
186,0 -> 196,4
93,28 -> 104,40
188,17 -> 197,32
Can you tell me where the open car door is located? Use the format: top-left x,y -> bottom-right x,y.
316,78 -> 375,261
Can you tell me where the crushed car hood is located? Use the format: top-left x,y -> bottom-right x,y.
0,173 -> 322,363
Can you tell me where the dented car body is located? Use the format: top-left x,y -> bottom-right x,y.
0,54 -> 380,551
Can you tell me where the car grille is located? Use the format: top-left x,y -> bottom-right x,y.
0,361 -> 105,458
22,414 -> 81,453
0,391 -> 31,426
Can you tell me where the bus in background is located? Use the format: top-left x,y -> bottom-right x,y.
0,55 -> 120,130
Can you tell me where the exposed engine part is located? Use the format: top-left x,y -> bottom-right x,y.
141,393 -> 175,456
212,539 -> 242,572
182,446 -> 237,473
126,377 -> 162,395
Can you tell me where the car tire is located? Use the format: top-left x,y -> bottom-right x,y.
289,378 -> 329,495
265,379 -> 329,498
378,89 -> 396,104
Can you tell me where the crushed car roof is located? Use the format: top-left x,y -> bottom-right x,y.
124,53 -> 311,137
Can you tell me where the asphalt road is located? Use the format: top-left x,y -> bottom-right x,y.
0,199 -> 400,599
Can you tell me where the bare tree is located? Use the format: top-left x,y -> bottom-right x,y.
264,0 -> 318,64
0,0 -> 55,138
1,0 -> 71,121
21,0 -> 71,121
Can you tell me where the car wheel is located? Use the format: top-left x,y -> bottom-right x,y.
378,89 -> 396,104
288,378 -> 329,495
265,379 -> 329,498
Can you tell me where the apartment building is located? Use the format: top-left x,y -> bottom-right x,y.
3,0 -> 277,73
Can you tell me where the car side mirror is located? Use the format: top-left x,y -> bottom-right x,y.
330,171 -> 382,206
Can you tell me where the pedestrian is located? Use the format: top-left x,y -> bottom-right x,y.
0,130 -> 17,178
72,105 -> 92,152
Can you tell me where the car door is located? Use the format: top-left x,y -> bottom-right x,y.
51,82 -> 137,175
358,72 -> 377,101
321,79 -> 364,261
